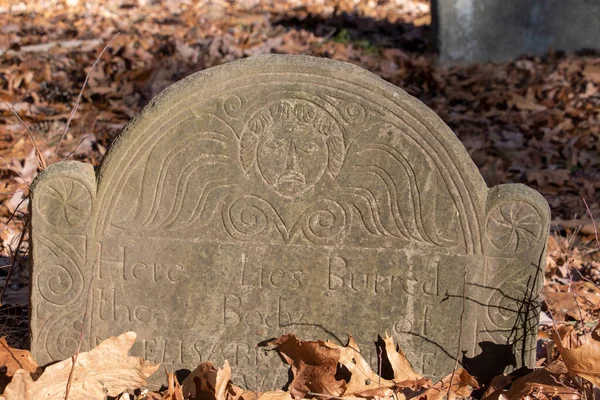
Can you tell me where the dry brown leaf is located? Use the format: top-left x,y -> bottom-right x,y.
509,94 -> 547,111
215,360 -> 232,400
481,373 -> 515,399
1,331 -> 159,400
554,323 -> 600,386
0,337 -> 39,376
164,369 -> 185,400
383,333 -> 423,382
418,368 -> 478,400
543,288 -> 582,321
139,393 -> 164,400
268,333 -> 345,399
255,391 -> 294,400
583,63 -> 600,83
324,336 -> 427,397
231,388 -> 260,400
571,281 -> 600,310
181,361 -> 218,400
500,361 -> 580,400
327,336 -> 391,397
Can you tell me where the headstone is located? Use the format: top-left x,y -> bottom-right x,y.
30,55 -> 549,388
432,0 -> 600,63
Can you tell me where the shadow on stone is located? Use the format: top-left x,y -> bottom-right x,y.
462,342 -> 516,387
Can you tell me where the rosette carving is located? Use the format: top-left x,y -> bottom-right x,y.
35,176 -> 93,231
486,201 -> 543,254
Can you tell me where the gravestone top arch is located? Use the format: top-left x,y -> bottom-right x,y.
30,54 -> 549,388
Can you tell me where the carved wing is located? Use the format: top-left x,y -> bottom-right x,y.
114,112 -> 240,231
339,122 -> 459,246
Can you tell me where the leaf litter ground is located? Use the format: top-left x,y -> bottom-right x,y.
0,0 -> 599,398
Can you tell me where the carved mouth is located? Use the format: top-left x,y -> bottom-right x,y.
278,170 -> 306,185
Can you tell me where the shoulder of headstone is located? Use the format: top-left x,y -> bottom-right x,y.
30,161 -> 96,193
486,183 -> 550,217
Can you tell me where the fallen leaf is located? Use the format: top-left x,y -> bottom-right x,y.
554,323 -> 600,387
543,288 -> 582,321
165,369 -> 185,400
327,336 -> 391,397
418,368 -> 478,400
499,361 -> 580,400
181,361 -> 218,400
383,333 -> 423,382
509,94 -> 547,111
1,331 -> 159,400
215,360 -> 232,400
481,373 -> 515,398
583,63 -> 600,84
0,337 -> 39,376
256,391 -> 294,400
325,336 -> 427,397
268,333 -> 345,399
231,388 -> 260,400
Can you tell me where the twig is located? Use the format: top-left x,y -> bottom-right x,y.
1,39 -> 103,56
573,268 -> 600,292
307,392 -> 346,400
321,27 -> 338,42
568,278 -> 587,331
6,193 -> 28,225
378,345 -> 383,390
582,198 -> 599,249
56,33 -> 120,157
0,218 -> 28,305
0,190 -> 25,195
65,135 -> 89,161
4,102 -> 46,171
447,266 -> 467,399
0,156 -> 27,185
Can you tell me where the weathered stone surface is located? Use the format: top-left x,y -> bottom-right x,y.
30,55 -> 550,388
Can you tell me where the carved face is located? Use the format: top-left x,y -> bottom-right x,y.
257,119 -> 328,197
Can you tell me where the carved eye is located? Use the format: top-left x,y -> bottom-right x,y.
267,138 -> 287,150
300,141 -> 319,154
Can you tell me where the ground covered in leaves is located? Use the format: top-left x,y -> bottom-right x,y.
0,0 -> 600,399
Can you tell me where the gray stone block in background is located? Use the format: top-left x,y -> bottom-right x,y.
432,0 -> 600,64
29,55 -> 550,388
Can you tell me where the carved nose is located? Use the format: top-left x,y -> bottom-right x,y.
278,139 -> 306,185
285,139 -> 299,173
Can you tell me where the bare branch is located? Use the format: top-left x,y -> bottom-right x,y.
56,33 -> 120,157
4,102 -> 46,171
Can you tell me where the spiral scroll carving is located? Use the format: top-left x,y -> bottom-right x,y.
223,95 -> 243,118
223,195 -> 283,240
298,199 -> 347,244
37,263 -> 78,305
35,234 -> 85,305
223,196 -> 347,244
488,272 -> 526,329
43,311 -> 87,361
485,264 -> 539,346
343,102 -> 366,124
